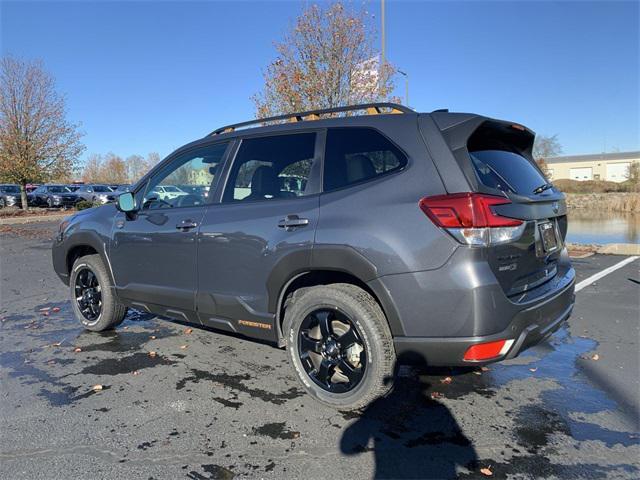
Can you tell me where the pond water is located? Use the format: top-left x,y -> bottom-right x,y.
566,210 -> 639,245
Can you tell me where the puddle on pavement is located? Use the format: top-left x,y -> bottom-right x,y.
75,327 -> 175,353
252,422 -> 300,440
75,352 -> 176,376
176,368 -> 305,405
187,464 -> 235,480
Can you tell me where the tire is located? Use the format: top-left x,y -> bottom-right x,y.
70,254 -> 126,332
0,198 -> 5,209
284,283 -> 395,411
46,197 -> 53,208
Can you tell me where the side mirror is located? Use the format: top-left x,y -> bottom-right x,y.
117,192 -> 136,212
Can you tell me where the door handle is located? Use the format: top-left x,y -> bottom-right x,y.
278,215 -> 309,231
176,219 -> 198,231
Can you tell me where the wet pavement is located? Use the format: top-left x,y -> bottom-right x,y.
1,222 -> 638,479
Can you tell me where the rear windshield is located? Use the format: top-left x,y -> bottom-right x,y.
470,150 -> 547,195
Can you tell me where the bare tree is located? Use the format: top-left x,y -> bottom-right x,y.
101,153 -> 128,184
146,152 -> 161,167
533,134 -> 562,177
0,57 -> 85,208
626,162 -> 639,189
253,2 -> 397,118
125,154 -> 149,183
82,154 -> 103,183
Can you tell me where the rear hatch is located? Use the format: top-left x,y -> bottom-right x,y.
428,117 -> 567,298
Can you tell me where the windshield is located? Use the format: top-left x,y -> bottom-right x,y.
470,150 -> 548,195
0,185 -> 19,193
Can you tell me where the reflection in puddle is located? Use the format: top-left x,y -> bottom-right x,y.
567,211 -> 639,244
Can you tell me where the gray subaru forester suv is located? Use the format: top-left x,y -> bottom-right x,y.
52,103 -> 575,410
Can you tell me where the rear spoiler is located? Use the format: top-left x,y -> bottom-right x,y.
421,112 -> 536,194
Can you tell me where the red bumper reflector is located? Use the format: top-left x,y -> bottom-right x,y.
463,339 -> 510,361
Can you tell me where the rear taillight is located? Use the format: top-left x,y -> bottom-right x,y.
419,193 -> 525,246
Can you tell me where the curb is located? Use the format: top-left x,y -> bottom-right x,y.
0,213 -> 71,225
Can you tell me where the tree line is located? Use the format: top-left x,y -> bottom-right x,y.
81,152 -> 161,185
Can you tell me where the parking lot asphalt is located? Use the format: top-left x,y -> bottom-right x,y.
1,221 -> 639,479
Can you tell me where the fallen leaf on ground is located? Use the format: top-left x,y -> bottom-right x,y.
529,367 -> 538,372
150,335 -> 156,340
123,326 -> 128,330
148,351 -> 157,357
480,467 -> 493,476
430,391 -> 444,400
184,328 -> 193,335
132,370 -> 140,376
591,353 -> 600,361
92,384 -> 103,391
52,307 -> 60,312
440,376 -> 452,384
473,371 -> 482,376
52,342 -> 61,347
39,307 -> 50,312
74,347 -> 82,353
481,366 -> 490,372
180,345 -> 187,350
42,311 -> 50,317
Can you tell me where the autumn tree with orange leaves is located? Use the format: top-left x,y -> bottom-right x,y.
253,2 -> 397,118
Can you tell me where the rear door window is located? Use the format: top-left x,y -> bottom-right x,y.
323,128 -> 407,192
223,133 -> 318,203
470,150 -> 548,195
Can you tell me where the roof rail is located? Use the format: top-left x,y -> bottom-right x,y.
209,102 -> 414,136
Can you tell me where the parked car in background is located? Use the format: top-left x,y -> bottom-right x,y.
0,184 -> 22,208
177,184 -> 209,198
53,103 -> 575,410
74,184 -> 115,204
150,185 -> 188,201
104,185 -> 132,203
28,184 -> 79,208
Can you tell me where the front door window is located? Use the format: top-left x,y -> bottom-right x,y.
142,142 -> 229,210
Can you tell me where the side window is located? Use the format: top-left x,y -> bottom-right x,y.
223,133 -> 317,203
323,128 -> 407,192
142,142 -> 229,210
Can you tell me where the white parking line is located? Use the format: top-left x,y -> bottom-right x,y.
575,256 -> 639,292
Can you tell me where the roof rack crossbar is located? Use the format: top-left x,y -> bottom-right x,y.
209,102 -> 414,136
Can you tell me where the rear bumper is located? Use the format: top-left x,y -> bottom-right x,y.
373,246 -> 576,366
393,276 -> 574,366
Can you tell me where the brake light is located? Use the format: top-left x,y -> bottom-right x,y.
419,193 -> 525,246
463,339 -> 514,361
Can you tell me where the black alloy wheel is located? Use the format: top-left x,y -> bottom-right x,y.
74,267 -> 102,322
298,308 -> 367,393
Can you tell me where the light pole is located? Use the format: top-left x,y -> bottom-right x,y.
397,69 -> 409,107
381,0 -> 386,66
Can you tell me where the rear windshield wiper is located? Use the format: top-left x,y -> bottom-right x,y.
533,182 -> 553,195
